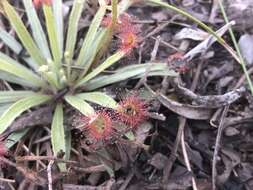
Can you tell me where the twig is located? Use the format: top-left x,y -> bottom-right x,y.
22,145 -> 46,168
16,155 -> 78,164
212,106 -> 229,190
151,36 -> 182,52
71,165 -> 106,173
0,177 -> 15,183
105,178 -> 115,190
143,15 -> 180,40
47,160 -> 54,190
209,0 -> 219,23
163,117 -> 187,183
162,61 -> 203,183
135,36 -> 160,88
181,130 -> 198,190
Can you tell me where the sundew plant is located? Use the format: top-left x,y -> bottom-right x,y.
0,0 -> 177,170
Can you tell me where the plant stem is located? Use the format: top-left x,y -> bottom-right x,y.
146,0 -> 242,71
218,0 -> 253,95
92,0 -> 118,66
147,0 -> 225,44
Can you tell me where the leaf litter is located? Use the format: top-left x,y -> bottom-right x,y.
0,1 -> 253,190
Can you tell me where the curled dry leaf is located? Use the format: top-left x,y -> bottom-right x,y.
174,27 -> 209,41
174,83 -> 246,108
157,93 -> 212,120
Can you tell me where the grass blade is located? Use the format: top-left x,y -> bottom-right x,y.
146,0 -> 240,64
218,0 -> 253,95
23,0 -> 51,59
65,95 -> 95,116
76,51 -> 125,87
51,103 -> 67,171
2,0 -> 45,65
0,94 -> 51,134
76,92 -> 118,109
147,0 -> 225,45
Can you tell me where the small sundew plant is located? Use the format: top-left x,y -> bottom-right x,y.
0,0 -> 177,170
116,95 -> 147,127
80,110 -> 113,141
102,13 -> 141,53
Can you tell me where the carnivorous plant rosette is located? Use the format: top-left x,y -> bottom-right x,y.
0,0 -> 177,170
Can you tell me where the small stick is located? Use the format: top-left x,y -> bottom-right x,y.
181,130 -> 198,190
16,156 -> 78,164
212,106 -> 229,190
162,61 -> 203,183
0,177 -> 15,183
135,36 -> 160,88
71,165 -> 106,173
22,145 -> 46,168
47,160 -> 54,190
162,117 -> 186,183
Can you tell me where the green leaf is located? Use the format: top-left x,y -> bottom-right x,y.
52,0 -> 64,56
43,5 -> 61,65
23,0 -> 51,59
51,103 -> 66,171
0,29 -> 22,54
0,52 -> 46,87
65,0 -> 86,60
78,29 -> 108,79
76,92 -> 118,109
65,95 -> 95,116
0,94 -> 51,134
0,71 -> 38,88
75,6 -> 106,67
0,104 -> 12,116
0,91 -> 35,103
5,128 -> 29,149
0,28 -> 38,70
76,51 -> 125,87
2,0 -> 46,65
134,70 -> 175,77
83,63 -> 178,90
